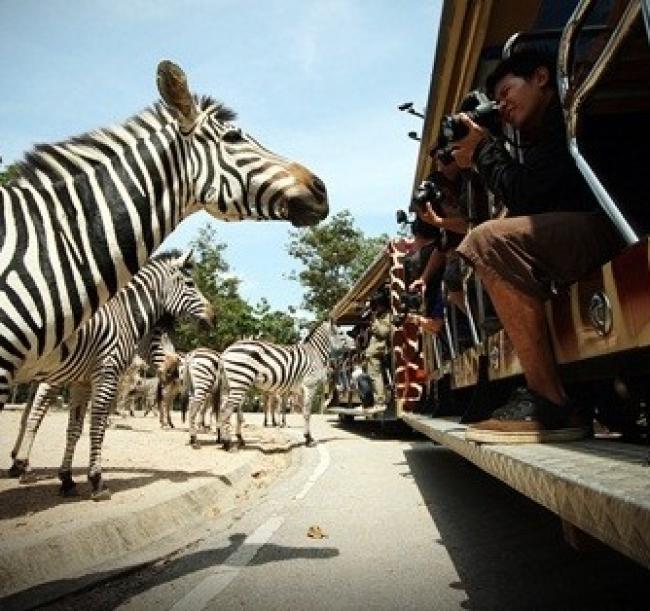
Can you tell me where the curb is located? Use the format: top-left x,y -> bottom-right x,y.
0,438 -> 296,610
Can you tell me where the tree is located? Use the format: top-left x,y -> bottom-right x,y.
0,162 -> 20,185
287,209 -> 388,318
254,298 -> 300,344
173,224 -> 302,352
173,225 -> 256,352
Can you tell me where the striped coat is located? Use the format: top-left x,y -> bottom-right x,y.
9,251 -> 213,498
0,60 -> 328,411
218,321 -> 336,449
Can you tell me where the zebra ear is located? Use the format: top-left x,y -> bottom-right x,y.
157,60 -> 199,131
175,249 -> 194,269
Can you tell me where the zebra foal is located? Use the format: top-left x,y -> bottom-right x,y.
218,321 -> 338,450
9,251 -> 213,499
0,60 -> 328,412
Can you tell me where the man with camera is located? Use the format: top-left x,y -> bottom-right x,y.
448,50 -> 622,443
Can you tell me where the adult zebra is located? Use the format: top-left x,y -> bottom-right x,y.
0,60 -> 328,410
218,321 -> 339,450
9,251 -> 213,498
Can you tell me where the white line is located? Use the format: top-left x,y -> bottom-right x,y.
294,442 -> 330,501
169,516 -> 285,611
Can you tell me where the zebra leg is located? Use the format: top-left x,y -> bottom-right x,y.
58,384 -> 91,497
87,374 -> 119,501
12,383 -> 58,482
236,406 -> 245,447
187,392 -> 203,449
0,367 -> 15,412
302,386 -> 316,447
10,385 -> 35,460
272,396 -> 278,427
219,390 -> 246,451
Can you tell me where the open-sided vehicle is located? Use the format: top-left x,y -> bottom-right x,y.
330,0 -> 650,567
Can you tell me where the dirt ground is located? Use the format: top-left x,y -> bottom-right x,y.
0,407 -> 294,544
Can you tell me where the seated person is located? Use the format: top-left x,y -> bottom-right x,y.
451,50 -> 623,443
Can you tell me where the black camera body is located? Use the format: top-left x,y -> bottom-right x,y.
439,100 -> 500,144
433,91 -> 502,164
393,289 -> 423,328
410,179 -> 443,212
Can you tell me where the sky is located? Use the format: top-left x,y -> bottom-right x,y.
0,0 -> 441,315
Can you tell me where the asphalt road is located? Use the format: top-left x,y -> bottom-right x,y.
42,414 -> 648,611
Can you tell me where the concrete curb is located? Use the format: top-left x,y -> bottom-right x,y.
0,439 -> 297,609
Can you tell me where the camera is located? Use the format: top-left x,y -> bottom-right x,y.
409,177 -> 444,215
439,100 -> 501,143
433,90 -> 502,164
393,289 -> 423,328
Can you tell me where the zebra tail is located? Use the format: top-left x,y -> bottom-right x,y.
181,354 -> 194,424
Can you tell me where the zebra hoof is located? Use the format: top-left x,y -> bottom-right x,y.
91,487 -> 112,501
304,435 -> 316,447
222,440 -> 236,453
8,460 -> 27,478
19,470 -> 38,484
191,442 -> 201,450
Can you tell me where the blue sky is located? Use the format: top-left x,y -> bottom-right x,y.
0,0 -> 441,315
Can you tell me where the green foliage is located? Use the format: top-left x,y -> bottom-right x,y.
287,209 -> 388,318
173,224 -> 300,352
0,163 -> 20,185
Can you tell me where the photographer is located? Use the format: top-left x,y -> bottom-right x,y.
449,50 -> 623,443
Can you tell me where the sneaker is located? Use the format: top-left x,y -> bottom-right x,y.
465,387 -> 592,444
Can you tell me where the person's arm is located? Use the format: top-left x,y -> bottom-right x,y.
418,203 -> 468,234
420,248 -> 446,286
452,114 -> 576,215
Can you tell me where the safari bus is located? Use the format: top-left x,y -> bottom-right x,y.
328,0 -> 650,568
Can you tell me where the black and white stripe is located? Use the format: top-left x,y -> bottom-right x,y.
182,347 -> 222,448
0,60 -> 328,410
9,251 -> 213,498
218,321 -> 336,448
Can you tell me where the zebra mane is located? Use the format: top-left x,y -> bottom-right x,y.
9,95 -> 236,190
302,320 -> 329,344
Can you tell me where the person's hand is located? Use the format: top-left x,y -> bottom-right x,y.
408,278 -> 425,293
405,313 -> 423,326
451,113 -> 487,169
418,202 -> 444,227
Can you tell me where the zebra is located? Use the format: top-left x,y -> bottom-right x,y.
0,60 -> 328,413
8,250 -> 213,499
218,321 -> 338,450
181,347 -> 222,449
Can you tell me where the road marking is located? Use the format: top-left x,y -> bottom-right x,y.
294,441 -> 330,500
169,516 -> 285,611
170,430 -> 329,610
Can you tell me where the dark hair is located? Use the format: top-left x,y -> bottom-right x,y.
370,286 -> 390,309
486,50 -> 557,98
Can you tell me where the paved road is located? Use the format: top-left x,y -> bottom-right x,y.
44,414 -> 647,611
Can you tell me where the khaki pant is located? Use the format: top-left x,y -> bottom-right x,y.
366,356 -> 386,405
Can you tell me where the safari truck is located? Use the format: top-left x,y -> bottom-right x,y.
331,0 -> 650,568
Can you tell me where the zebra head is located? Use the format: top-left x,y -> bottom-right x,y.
160,250 -> 215,327
157,61 -> 329,227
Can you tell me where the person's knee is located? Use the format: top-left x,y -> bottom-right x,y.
462,219 -> 503,254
